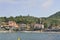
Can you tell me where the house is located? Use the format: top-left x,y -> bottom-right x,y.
19,24 -> 27,31
8,21 -> 19,31
8,21 -> 18,28
34,24 -> 44,31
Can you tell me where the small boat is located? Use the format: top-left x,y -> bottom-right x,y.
18,37 -> 21,40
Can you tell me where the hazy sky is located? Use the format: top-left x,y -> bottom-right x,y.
0,0 -> 60,17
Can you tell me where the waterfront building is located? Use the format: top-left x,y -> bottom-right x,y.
19,24 -> 27,31
34,24 -> 44,31
8,21 -> 18,28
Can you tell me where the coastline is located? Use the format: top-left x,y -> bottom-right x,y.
0,31 -> 15,33
0,31 -> 60,33
20,31 -> 60,33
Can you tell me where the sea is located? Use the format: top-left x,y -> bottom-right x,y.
0,32 -> 60,40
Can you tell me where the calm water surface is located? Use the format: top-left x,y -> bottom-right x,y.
0,32 -> 60,40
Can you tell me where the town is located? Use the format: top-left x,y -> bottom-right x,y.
0,20 -> 60,32
0,11 -> 60,32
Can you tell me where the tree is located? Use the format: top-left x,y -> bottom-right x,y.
8,16 -> 15,21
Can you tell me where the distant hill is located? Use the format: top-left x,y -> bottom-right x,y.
48,11 -> 60,19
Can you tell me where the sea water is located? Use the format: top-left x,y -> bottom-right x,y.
0,32 -> 60,40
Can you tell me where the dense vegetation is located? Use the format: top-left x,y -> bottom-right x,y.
47,11 -> 60,27
49,11 -> 60,19
0,15 -> 45,24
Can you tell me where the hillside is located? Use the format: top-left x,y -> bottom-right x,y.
44,11 -> 60,27
48,11 -> 60,19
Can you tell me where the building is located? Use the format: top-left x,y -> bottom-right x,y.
8,21 -> 19,31
19,24 -> 27,31
8,21 -> 18,28
34,24 -> 44,31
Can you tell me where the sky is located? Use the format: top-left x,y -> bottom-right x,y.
0,0 -> 60,17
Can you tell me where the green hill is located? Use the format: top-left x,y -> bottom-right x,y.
48,11 -> 60,19
46,11 -> 60,27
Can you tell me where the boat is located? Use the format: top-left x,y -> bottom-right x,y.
18,37 -> 21,40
